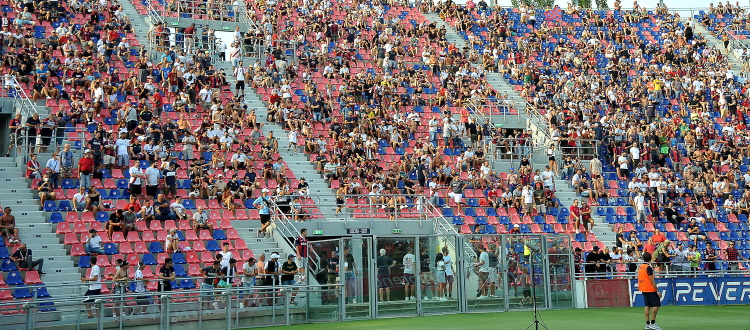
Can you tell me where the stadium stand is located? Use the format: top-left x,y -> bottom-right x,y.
0,0 -> 747,324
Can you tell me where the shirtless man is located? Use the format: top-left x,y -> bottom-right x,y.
0,207 -> 19,244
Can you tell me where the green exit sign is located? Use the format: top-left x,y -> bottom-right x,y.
223,26 -> 231,30
170,22 -> 178,25
392,229 -> 402,234
312,230 -> 323,235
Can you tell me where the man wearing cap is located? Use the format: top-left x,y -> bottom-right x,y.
671,243 -> 688,273
78,150 -> 95,189
585,246 -> 602,276
253,189 -> 273,237
264,253 -> 280,305
84,229 -> 104,255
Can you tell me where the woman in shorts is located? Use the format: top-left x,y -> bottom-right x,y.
435,253 -> 447,301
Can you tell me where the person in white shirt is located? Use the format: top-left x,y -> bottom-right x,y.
129,163 -> 145,197
144,162 -> 161,198
133,262 -> 148,314
617,152 -> 630,179
170,196 -> 187,220
73,187 -> 88,211
241,257 -> 258,308
402,248 -> 416,300
541,166 -> 555,190
231,151 -> 247,170
442,246 -> 454,299
115,133 -> 131,169
82,257 -> 103,318
288,130 -> 298,152
165,228 -> 180,252
45,153 -> 61,189
634,192 -> 646,223
473,246 -> 491,299
234,63 -> 246,94
522,185 -> 535,214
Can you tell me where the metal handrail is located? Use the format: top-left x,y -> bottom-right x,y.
146,0 -> 165,26
427,195 -> 478,263
14,126 -> 88,162
574,260 -> 750,279
523,102 -> 552,147
7,76 -> 38,118
162,0 -> 244,24
270,202 -> 322,278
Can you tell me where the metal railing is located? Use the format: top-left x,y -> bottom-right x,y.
148,29 -> 220,62
559,139 -> 600,161
270,202 -> 322,279
0,277 -> 343,329
575,260 -> 750,279
523,103 -> 552,148
146,0 -> 165,27
466,97 -> 518,125
159,0 -> 245,24
6,76 -> 38,118
15,126 -> 88,160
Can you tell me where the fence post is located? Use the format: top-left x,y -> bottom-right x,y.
284,288 -> 291,325
225,289 -> 231,330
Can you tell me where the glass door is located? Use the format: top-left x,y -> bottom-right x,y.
419,235 -> 461,314
373,236 -> 418,317
307,239 -> 343,322
341,237 -> 372,320
465,235 -> 506,312
507,235 -> 547,311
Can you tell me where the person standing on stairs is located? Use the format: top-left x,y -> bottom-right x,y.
254,188 -> 273,237
234,61 -> 246,95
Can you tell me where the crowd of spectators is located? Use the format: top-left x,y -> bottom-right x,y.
435,0 -> 750,274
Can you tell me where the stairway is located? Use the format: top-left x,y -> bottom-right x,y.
118,0 -> 156,50
421,12 -> 548,172
0,157 -> 81,298
552,178 -> 614,247
423,12 -> 536,132
210,60 -> 340,220
691,21 -> 744,73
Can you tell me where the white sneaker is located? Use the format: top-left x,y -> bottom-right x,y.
645,325 -> 653,330
440,297 -> 448,301
405,297 -> 410,301
477,295 -> 487,300
212,302 -> 220,310
575,230 -> 579,234
239,303 -> 245,309
423,297 -> 429,301
410,296 -> 416,301
651,324 -> 661,330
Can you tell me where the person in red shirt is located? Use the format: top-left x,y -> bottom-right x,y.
123,195 -> 141,213
702,196 -> 717,223
77,150 -> 96,189
643,237 -> 657,255
6,112 -> 22,157
570,199 -> 581,234
725,241 -> 748,272
651,229 -> 666,244
151,91 -> 163,117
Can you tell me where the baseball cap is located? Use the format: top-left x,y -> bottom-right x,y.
288,254 -> 296,259
262,188 -> 270,193
84,149 -> 92,153
592,246 -> 600,251
270,253 -> 279,259
513,224 -> 520,228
